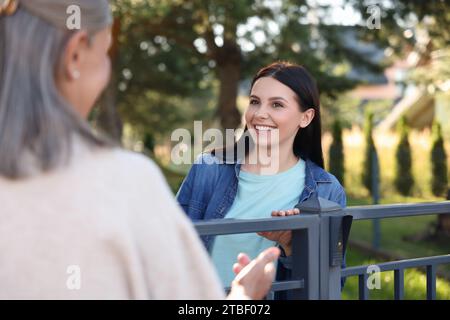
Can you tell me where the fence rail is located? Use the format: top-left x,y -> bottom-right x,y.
347,201 -> 450,220
342,254 -> 450,300
194,197 -> 450,300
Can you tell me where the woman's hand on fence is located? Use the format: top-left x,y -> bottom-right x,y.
227,247 -> 280,300
257,208 -> 300,256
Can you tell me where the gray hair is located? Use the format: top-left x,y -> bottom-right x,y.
0,1 -> 113,179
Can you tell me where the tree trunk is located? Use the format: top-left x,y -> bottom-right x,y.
215,43 -> 242,130
96,76 -> 122,142
95,16 -> 123,142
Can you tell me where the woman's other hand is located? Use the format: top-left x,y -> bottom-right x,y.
227,247 -> 280,300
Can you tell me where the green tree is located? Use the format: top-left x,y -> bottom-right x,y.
96,0 -> 387,141
430,121 -> 450,237
431,121 -> 448,197
351,0 -> 450,93
95,0 -> 450,142
362,111 -> 379,196
349,1 -> 450,234
329,119 -> 345,186
394,117 -> 414,196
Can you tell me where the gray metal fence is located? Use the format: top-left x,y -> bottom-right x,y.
194,197 -> 450,300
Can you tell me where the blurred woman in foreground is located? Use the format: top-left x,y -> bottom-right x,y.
0,0 -> 279,299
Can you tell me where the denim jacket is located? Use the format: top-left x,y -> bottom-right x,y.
176,153 -> 347,298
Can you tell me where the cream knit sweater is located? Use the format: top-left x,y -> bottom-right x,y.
0,146 -> 225,299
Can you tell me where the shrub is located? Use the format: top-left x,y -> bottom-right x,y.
394,117 -> 414,196
329,119 -> 345,186
431,121 -> 448,197
361,111 -> 380,196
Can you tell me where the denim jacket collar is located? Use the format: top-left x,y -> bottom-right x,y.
232,157 -> 331,197
300,159 -> 331,202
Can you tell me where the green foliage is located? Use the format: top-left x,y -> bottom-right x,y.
108,0 -> 390,136
394,117 -> 414,196
431,121 -> 448,197
159,163 -> 185,193
321,95 -> 394,131
101,0 -> 450,140
361,111 -> 379,196
118,89 -> 216,143
351,0 -> 450,92
329,119 -> 345,186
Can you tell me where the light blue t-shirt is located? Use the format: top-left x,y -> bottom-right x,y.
210,159 -> 306,287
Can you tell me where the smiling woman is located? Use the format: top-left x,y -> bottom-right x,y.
244,62 -> 323,170
177,62 -> 347,299
245,76 -> 316,173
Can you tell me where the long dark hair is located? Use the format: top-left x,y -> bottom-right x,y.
213,61 -> 324,168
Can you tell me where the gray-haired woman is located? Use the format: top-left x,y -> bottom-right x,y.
0,0 -> 279,299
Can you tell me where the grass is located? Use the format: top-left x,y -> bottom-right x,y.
347,196 -> 449,258
348,212 -> 449,258
342,246 -> 450,300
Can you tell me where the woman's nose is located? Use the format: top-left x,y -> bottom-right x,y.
255,111 -> 269,119
254,105 -> 270,119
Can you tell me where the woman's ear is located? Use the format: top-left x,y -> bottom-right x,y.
60,31 -> 90,81
299,108 -> 315,128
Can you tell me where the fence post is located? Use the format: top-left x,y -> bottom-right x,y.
372,151 -> 381,249
290,220 -> 320,299
296,195 -> 352,299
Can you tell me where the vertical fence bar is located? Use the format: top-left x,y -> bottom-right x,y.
371,150 -> 381,250
426,265 -> 437,300
319,214 -> 332,299
291,229 -> 308,299
359,273 -> 369,300
296,196 -> 347,300
319,210 -> 347,299
394,269 -> 404,300
291,218 -> 320,299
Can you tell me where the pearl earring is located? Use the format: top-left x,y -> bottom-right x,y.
72,70 -> 80,79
